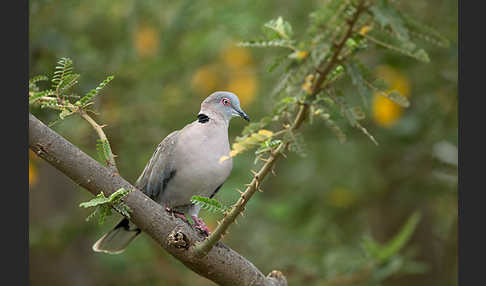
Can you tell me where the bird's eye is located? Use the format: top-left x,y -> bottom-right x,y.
221,98 -> 231,106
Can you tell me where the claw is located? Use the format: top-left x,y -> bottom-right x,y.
191,216 -> 211,236
165,206 -> 187,222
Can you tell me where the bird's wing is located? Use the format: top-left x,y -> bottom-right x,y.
134,130 -> 180,201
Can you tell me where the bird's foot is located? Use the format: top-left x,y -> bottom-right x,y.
165,206 -> 187,222
191,216 -> 211,236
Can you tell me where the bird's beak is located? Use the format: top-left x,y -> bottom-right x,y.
237,109 -> 250,122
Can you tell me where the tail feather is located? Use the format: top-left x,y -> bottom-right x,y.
92,218 -> 141,254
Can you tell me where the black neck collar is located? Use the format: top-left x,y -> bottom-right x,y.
197,113 -> 210,123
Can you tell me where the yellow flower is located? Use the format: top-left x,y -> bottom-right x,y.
372,95 -> 404,127
133,24 -> 159,58
372,65 -> 411,127
359,25 -> 373,36
290,50 -> 309,60
257,129 -> 273,137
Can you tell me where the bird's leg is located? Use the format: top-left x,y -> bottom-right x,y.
191,216 -> 211,236
165,206 -> 187,222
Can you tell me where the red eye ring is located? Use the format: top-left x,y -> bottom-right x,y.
221,98 -> 231,106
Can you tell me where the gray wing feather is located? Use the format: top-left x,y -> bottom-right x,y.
134,130 -> 179,201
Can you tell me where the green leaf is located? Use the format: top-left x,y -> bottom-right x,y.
263,17 -> 293,40
370,0 -> 409,41
363,77 -> 410,108
96,139 -> 114,165
108,187 -> 132,203
79,192 -> 110,208
76,75 -> 115,106
363,30 -> 430,63
255,138 -> 282,155
308,0 -> 349,36
345,61 -> 372,106
57,73 -> 80,95
320,113 -> 346,144
52,57 -> 74,90
29,75 -> 49,91
29,90 -> 50,105
387,90 -> 410,108
332,93 -> 379,145
79,188 -> 133,224
191,196 -> 229,214
237,39 -> 295,49
399,11 -> 450,47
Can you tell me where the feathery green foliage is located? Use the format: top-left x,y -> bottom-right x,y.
76,75 -> 115,107
237,39 -> 295,49
263,16 -> 294,40
52,57 -> 74,89
29,75 -> 49,92
79,188 -> 133,224
191,196 -> 229,215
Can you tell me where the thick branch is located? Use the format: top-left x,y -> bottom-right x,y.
29,113 -> 286,286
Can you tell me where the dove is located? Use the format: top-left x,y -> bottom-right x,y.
92,91 -> 249,254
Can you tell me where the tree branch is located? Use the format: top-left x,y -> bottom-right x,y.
29,113 -> 287,286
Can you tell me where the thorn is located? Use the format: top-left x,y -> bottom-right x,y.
236,189 -> 244,194
99,124 -> 107,128
260,157 -> 271,163
240,211 -> 245,217
280,152 -> 287,159
244,183 -> 252,187
234,219 -> 238,224
271,168 -> 277,176
250,170 -> 258,176
258,188 -> 264,193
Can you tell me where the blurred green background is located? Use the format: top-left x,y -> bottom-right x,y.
29,0 -> 457,285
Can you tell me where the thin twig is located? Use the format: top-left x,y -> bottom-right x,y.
79,110 -> 119,174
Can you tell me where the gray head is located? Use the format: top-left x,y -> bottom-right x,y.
199,91 -> 250,123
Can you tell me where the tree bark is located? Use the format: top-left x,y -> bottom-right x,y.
29,113 -> 287,286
